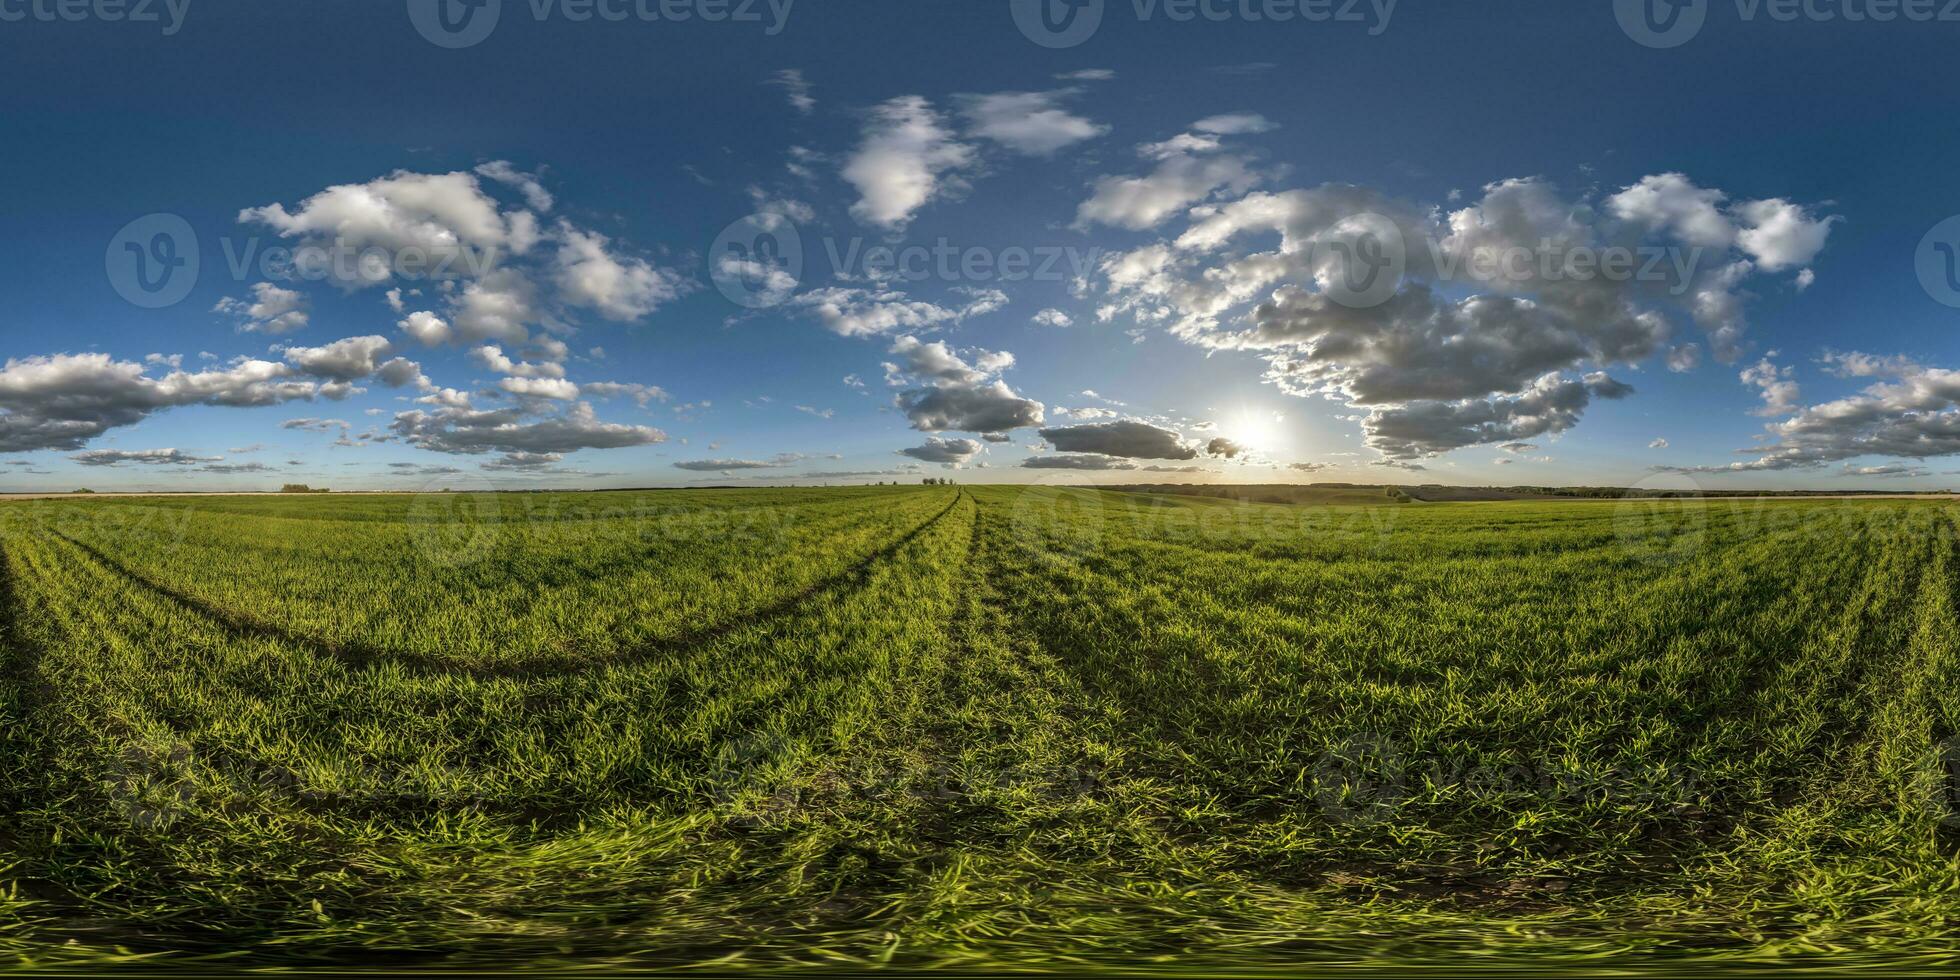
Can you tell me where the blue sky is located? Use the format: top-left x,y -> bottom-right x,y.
4,0 -> 1960,491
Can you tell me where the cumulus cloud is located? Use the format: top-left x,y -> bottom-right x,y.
1363,373 -> 1635,460
790,288 -> 962,337
843,96 -> 973,230
499,377 -> 581,400
1032,308 -> 1074,328
897,436 -> 984,466
239,169 -> 537,288
1607,173 -> 1836,273
1077,147 -> 1261,231
244,166 -> 683,352
482,451 -> 568,472
884,335 -> 1044,434
399,310 -> 453,346
474,160 -> 554,213
1092,172 -> 1834,459
214,283 -> 310,334
1039,419 -> 1197,460
553,223 -> 687,320
446,267 -> 540,346
1741,355 -> 1801,416
1682,352 -> 1960,472
1205,437 -> 1243,458
391,401 -> 666,458
71,448 -> 222,467
1022,454 -> 1138,470
1075,114 -> 1273,230
958,89 -> 1108,156
469,344 -> 565,380
899,383 -> 1045,434
0,353 -> 357,453
282,335 -> 396,382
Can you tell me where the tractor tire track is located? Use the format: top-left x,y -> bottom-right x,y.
47,491 -> 966,682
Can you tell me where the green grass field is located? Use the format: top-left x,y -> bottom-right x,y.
2,486 -> 1958,973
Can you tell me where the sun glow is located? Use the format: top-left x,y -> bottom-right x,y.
1225,409 -> 1289,456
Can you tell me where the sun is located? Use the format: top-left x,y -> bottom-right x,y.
1226,409 -> 1289,456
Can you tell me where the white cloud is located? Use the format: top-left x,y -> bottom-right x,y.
1076,150 -> 1260,231
1733,198 -> 1838,272
1191,112 -> 1276,135
552,223 -> 686,321
71,448 -> 222,467
1040,419 -> 1197,459
391,401 -> 666,457
842,96 -> 974,230
898,436 -> 984,466
0,353 -> 355,453
474,160 -> 554,212
1682,353 -> 1960,472
447,267 -> 539,346
469,344 -> 566,379
886,335 -> 1044,434
790,287 -> 962,337
1094,173 -> 1834,458
1740,355 -> 1801,416
399,310 -> 453,346
1022,454 -> 1137,470
499,376 -> 580,400
958,90 -> 1108,156
769,68 -> 816,114
582,381 -> 667,407
239,169 -> 538,288
1032,308 -> 1074,328
1607,173 -> 1837,273
282,335 -> 395,382
214,283 -> 310,335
